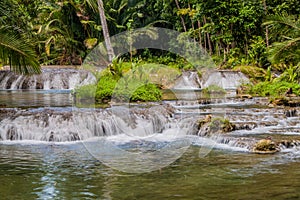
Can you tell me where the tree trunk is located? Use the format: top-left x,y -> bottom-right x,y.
203,16 -> 212,55
263,0 -> 269,47
97,0 -> 115,63
197,20 -> 203,47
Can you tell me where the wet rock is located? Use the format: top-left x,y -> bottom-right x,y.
287,99 -> 300,107
284,109 -> 297,117
269,97 -> 300,107
0,108 -> 18,122
70,132 -> 80,141
237,94 -> 252,99
6,126 -> 20,140
48,131 -> 54,142
236,86 -> 246,95
285,88 -> 297,97
278,140 -> 300,149
198,99 -> 211,105
270,97 -> 289,106
234,122 -> 257,130
259,121 -> 278,127
196,116 -> 235,136
252,139 -> 279,154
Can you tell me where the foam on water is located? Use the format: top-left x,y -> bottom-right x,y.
190,135 -> 249,152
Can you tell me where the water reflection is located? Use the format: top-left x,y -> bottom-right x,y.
0,90 -> 73,108
1,143 -> 300,199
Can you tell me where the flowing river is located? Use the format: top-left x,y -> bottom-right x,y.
1,69 -> 300,199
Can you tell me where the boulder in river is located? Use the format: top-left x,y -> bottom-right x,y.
252,139 -> 279,154
196,116 -> 236,136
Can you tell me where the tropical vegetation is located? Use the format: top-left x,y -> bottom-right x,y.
0,0 -> 299,101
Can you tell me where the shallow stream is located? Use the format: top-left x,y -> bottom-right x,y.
0,70 -> 300,199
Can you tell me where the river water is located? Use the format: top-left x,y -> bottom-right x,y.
1,81 -> 300,198
1,142 -> 300,199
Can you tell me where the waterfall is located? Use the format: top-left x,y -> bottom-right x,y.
201,70 -> 249,89
0,69 -> 96,90
0,105 -> 177,142
172,71 -> 201,89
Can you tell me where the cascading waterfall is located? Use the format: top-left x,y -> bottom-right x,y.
201,70 -> 250,89
172,71 -> 201,89
0,105 -> 182,142
1,68 -> 299,155
0,69 -> 96,90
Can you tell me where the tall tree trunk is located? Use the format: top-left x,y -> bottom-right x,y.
203,16 -> 212,55
197,20 -> 203,47
175,0 -> 187,32
263,0 -> 269,47
203,18 -> 207,50
97,0 -> 114,63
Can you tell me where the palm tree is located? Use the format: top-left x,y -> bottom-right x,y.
0,1 -> 41,74
263,15 -> 300,65
86,0 -> 115,63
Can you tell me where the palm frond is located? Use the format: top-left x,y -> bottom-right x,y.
84,0 -> 98,13
268,37 -> 300,64
264,15 -> 300,65
0,29 -> 41,74
263,15 -> 300,31
0,1 -> 41,74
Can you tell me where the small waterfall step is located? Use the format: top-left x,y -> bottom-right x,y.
0,69 -> 96,90
172,71 -> 201,90
0,105 -> 177,142
201,70 -> 250,90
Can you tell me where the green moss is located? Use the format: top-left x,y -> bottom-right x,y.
202,85 -> 226,94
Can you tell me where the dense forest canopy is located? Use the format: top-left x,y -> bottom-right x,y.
0,0 -> 299,73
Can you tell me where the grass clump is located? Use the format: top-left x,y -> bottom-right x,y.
246,81 -> 300,97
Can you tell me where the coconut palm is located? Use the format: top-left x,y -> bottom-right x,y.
263,15 -> 300,65
0,1 -> 41,74
85,0 -> 115,63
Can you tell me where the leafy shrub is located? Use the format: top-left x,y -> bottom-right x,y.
247,81 -> 300,97
112,77 -> 162,102
130,83 -> 162,102
95,75 -> 117,102
76,73 -> 162,103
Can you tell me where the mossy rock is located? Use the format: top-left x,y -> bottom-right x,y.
209,118 -> 236,133
197,116 -> 235,136
252,139 -> 279,154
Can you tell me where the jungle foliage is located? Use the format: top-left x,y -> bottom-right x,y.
0,0 -> 299,100
0,0 -> 299,68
